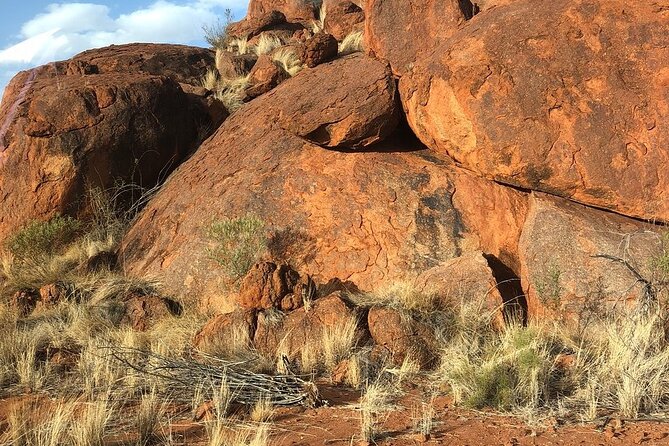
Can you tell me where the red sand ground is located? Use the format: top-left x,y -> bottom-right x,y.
2,382 -> 669,445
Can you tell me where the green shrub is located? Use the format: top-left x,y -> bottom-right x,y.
7,215 -> 81,263
441,323 -> 562,412
206,216 -> 266,281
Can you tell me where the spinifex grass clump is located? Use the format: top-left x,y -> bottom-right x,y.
207,216 -> 266,281
7,215 -> 81,264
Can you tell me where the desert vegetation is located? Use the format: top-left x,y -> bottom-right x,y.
2,0 -> 669,444
1,182 -> 668,444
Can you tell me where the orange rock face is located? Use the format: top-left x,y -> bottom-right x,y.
519,193 -> 663,321
323,1 -> 364,41
246,0 -> 316,24
0,44 -> 214,244
119,54 -> 534,312
400,0 -> 669,222
364,0 -> 468,76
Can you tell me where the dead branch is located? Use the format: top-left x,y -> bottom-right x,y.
106,347 -> 323,408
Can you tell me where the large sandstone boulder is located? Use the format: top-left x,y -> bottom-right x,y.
400,0 -> 669,222
68,43 -> 214,87
0,71 -> 209,244
253,292 -> 358,357
367,306 -> 438,368
276,54 -> 398,148
414,251 -> 510,322
323,1 -> 364,41
246,0 -> 317,24
119,54 -> 532,312
364,0 -> 469,76
519,193 -> 664,320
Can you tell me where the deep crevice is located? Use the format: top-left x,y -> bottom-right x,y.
492,179 -> 669,227
458,0 -> 481,20
483,254 -> 527,325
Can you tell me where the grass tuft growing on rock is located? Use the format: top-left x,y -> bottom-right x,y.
271,48 -> 304,77
206,216 -> 266,281
338,31 -> 364,56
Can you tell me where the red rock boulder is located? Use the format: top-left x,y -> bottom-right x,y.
193,310 -> 257,351
246,55 -> 289,98
303,33 -> 338,68
119,293 -> 180,331
0,44 -> 214,245
519,193 -> 664,321
275,54 -> 398,147
323,1 -> 364,41
364,0 -> 468,76
400,0 -> 669,222
246,0 -> 317,24
120,55 -> 531,313
253,292 -> 358,358
367,306 -> 438,368
236,262 -> 300,310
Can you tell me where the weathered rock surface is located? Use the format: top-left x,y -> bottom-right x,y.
236,262 -> 300,310
68,43 -> 214,86
364,0 -> 468,76
400,0 -> 669,222
519,193 -> 664,320
367,306 -> 438,367
0,44 -> 214,244
193,309 -> 257,351
253,292 -> 357,357
303,33 -> 339,68
323,1 -> 364,41
119,293 -> 179,331
246,0 -> 317,24
276,54 -> 398,147
246,55 -> 289,98
215,50 -> 257,79
415,251 -> 506,313
119,54 -> 533,312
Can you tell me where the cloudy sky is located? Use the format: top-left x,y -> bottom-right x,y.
0,0 -> 250,101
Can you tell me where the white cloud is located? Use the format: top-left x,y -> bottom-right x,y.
0,0 -> 249,102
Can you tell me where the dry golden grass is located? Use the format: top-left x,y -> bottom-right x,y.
137,388 -> 167,446
311,2 -> 327,34
353,281 -> 440,314
250,395 -> 274,422
71,398 -> 113,446
359,381 -> 392,443
271,48 -> 304,77
201,68 -> 220,91
338,31 -> 364,56
227,36 -> 250,55
321,315 -> 359,370
254,34 -> 282,56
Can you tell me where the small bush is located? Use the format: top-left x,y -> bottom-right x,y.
207,216 -> 266,281
6,215 -> 81,264
203,9 -> 235,50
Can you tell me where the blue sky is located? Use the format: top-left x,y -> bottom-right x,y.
0,0 -> 250,101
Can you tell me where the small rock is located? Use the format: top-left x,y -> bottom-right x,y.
412,432 -> 431,442
194,400 -> 215,421
246,54 -> 289,98
304,33 -> 338,68
38,282 -> 67,308
11,290 -> 39,317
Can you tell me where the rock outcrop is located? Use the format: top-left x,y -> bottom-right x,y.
364,0 -> 469,76
519,193 -> 663,320
120,54 -> 533,312
400,0 -> 669,222
324,1 -> 364,40
0,44 -> 215,244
